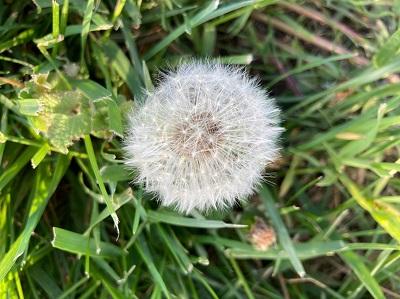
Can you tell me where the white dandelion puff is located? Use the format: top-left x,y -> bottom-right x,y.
124,61 -> 282,214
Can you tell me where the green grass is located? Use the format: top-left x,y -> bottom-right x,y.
1,0 -> 400,298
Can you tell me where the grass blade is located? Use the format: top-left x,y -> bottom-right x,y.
80,0 -> 94,69
340,250 -> 384,299
147,210 -> 246,229
0,155 -> 70,281
373,27 -> 400,67
143,0 -> 219,60
135,236 -> 170,299
260,185 -> 306,277
84,135 -> 119,233
52,227 -> 124,258
0,146 -> 37,192
340,175 -> 400,243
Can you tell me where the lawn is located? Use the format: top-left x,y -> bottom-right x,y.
1,0 -> 400,298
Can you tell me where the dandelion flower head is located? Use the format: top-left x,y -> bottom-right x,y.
124,61 -> 282,213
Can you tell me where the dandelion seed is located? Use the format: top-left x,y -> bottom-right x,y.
124,61 -> 282,213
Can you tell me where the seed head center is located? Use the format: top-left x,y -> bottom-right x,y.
172,112 -> 222,158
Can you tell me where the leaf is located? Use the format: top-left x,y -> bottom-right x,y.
224,238 -> 400,259
100,40 -> 143,101
259,185 -> 306,277
73,79 -> 112,101
31,143 -> 51,169
0,155 -> 70,282
84,135 -> 119,233
143,0 -> 219,60
143,0 -> 274,60
340,250 -> 385,299
51,227 -> 124,258
100,164 -> 132,183
105,99 -> 123,137
135,237 -> 171,299
217,54 -> 253,64
373,27 -> 400,67
0,29 -> 36,53
17,99 -> 42,116
147,210 -> 246,229
155,224 -> 193,274
125,0 -> 142,28
0,146 -> 37,192
30,266 -> 62,298
84,188 -> 134,234
339,104 -> 385,157
72,79 -> 123,136
18,75 -> 125,153
80,0 -> 94,67
340,175 -> 400,243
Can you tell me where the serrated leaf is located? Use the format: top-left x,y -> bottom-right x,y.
17,99 -> 42,116
19,76 -> 125,153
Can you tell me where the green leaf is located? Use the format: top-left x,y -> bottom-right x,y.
57,277 -> 89,299
51,0 -> 60,40
105,99 -> 123,136
19,75 -> 124,153
0,155 -> 70,282
52,227 -> 124,258
259,185 -> 306,277
147,210 -> 246,229
0,29 -> 36,52
142,61 -> 154,92
30,266 -> 62,298
63,23 -> 113,36
84,135 -> 119,233
84,188 -> 133,234
217,54 -> 253,64
201,24 -> 216,56
143,0 -> 219,60
340,251 -> 385,299
340,175 -> 400,243
17,99 -> 42,116
100,164 -> 131,183
100,40 -> 143,100
373,27 -> 400,67
0,146 -> 37,192
225,240 -> 400,259
155,224 -> 193,274
339,104 -> 385,157
73,79 -> 112,101
135,237 -> 171,299
31,143 -> 51,169
80,0 -> 94,68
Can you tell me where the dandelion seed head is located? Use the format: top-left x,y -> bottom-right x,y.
124,61 -> 282,213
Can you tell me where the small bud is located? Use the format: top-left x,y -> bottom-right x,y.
248,217 -> 276,251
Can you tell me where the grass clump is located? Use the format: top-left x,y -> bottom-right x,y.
1,0 -> 400,298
